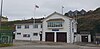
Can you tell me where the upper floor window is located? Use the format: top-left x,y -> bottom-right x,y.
25,25 -> 29,29
41,24 -> 42,28
17,25 -> 21,29
33,24 -> 38,28
47,21 -> 63,27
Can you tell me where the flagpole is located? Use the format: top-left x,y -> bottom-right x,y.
31,4 -> 36,42
34,4 -> 39,25
62,6 -> 64,15
33,4 -> 39,26
0,0 -> 3,28
34,4 -> 36,26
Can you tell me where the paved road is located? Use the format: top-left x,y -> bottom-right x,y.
1,40 -> 99,49
0,45 -> 100,49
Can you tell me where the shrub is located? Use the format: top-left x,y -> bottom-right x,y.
0,44 -> 13,47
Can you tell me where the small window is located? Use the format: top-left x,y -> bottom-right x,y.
17,25 -> 21,29
33,24 -> 38,28
17,33 -> 21,35
41,24 -> 42,28
23,34 -> 30,37
25,25 -> 29,29
72,28 -> 74,32
33,33 -> 38,36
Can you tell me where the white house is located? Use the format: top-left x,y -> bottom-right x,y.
42,12 -> 77,43
15,18 -> 43,41
14,12 -> 77,43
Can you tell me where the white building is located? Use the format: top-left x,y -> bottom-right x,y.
15,18 -> 43,41
15,12 -> 77,43
42,12 -> 77,43
1,16 -> 8,22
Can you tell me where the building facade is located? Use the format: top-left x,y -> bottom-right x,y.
74,32 -> 91,43
42,12 -> 76,43
1,16 -> 8,22
14,12 -> 77,43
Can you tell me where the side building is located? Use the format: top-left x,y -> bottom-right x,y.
15,18 -> 43,41
1,16 -> 8,22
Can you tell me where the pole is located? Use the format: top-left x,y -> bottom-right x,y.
33,4 -> 39,27
33,5 -> 36,26
0,0 -> 3,28
31,4 -> 36,42
62,6 -> 64,15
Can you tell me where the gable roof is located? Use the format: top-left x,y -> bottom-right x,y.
43,12 -> 72,21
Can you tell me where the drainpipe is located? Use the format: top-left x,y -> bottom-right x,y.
69,19 -> 72,43
40,23 -> 43,41
41,20 -> 44,41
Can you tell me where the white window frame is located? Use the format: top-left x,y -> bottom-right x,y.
17,25 -> 21,29
17,33 -> 21,35
33,24 -> 38,28
25,25 -> 29,29
33,33 -> 38,36
23,34 -> 30,37
47,21 -> 64,28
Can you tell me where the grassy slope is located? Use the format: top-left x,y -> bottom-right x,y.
78,8 -> 100,33
0,21 -> 15,30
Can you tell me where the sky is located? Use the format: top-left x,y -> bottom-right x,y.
0,0 -> 100,21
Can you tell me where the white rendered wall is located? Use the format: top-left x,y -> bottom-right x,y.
42,13 -> 73,43
88,34 -> 91,42
15,23 -> 42,41
75,34 -> 91,42
74,34 -> 81,42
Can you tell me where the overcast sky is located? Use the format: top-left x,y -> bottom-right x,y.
0,0 -> 100,21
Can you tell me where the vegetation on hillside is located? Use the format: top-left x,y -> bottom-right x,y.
0,20 -> 24,30
64,7 -> 100,34
77,7 -> 100,33
0,44 -> 13,47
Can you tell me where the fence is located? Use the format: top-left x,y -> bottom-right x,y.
0,30 -> 13,44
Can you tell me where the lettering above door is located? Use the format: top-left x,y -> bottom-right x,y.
52,29 -> 59,31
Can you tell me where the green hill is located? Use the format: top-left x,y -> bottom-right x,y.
78,7 -> 100,33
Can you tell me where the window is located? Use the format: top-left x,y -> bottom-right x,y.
17,25 -> 21,29
25,25 -> 29,29
72,22 -> 74,32
33,24 -> 38,28
72,28 -> 74,32
17,33 -> 21,35
33,33 -> 38,36
47,21 -> 63,27
41,24 -> 42,28
23,34 -> 30,37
